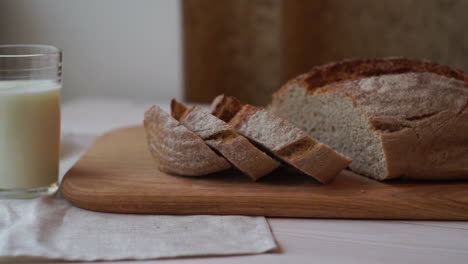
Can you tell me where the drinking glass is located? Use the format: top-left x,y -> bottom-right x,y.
0,44 -> 62,198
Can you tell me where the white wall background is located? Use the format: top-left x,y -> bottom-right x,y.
0,0 -> 182,102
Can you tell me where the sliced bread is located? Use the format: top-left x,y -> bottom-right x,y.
270,57 -> 468,180
230,104 -> 351,183
144,105 -> 230,176
210,94 -> 242,122
171,99 -> 280,180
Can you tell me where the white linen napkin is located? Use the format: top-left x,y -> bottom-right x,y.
0,197 -> 276,262
0,99 -> 278,262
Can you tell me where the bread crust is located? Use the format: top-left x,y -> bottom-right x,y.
210,94 -> 242,122
271,58 -> 468,180
176,102 -> 280,180
170,99 -> 188,121
273,57 -> 468,101
143,105 -> 231,176
230,105 -> 351,183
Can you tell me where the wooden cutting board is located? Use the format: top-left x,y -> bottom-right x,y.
61,126 -> 468,220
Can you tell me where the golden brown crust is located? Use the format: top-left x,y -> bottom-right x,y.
170,99 -> 188,121
230,105 -> 351,184
207,135 -> 281,180
229,105 -> 258,131
273,57 -> 468,102
210,95 -> 242,122
379,102 -> 468,180
271,58 -> 468,180
333,73 -> 468,180
175,102 -> 280,180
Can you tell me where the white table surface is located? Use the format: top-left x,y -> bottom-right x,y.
60,98 -> 468,264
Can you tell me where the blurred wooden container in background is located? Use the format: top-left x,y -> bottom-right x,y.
183,0 -> 468,106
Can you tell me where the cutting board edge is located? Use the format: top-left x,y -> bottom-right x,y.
60,126 -> 468,220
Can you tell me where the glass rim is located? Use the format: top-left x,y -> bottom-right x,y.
0,44 -> 61,58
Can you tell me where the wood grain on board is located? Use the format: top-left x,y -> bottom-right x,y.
61,126 -> 468,220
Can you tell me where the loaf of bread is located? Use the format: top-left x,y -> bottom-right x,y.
171,100 -> 280,180
229,104 -> 351,183
270,58 -> 468,180
144,105 -> 231,176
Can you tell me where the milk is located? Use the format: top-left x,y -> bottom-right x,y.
0,80 -> 61,189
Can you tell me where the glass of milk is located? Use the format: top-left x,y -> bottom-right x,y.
0,45 -> 62,198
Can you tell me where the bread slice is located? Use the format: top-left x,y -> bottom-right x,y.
171,98 -> 188,121
270,57 -> 468,180
171,99 -> 280,180
144,105 -> 230,176
230,104 -> 351,183
210,94 -> 242,122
